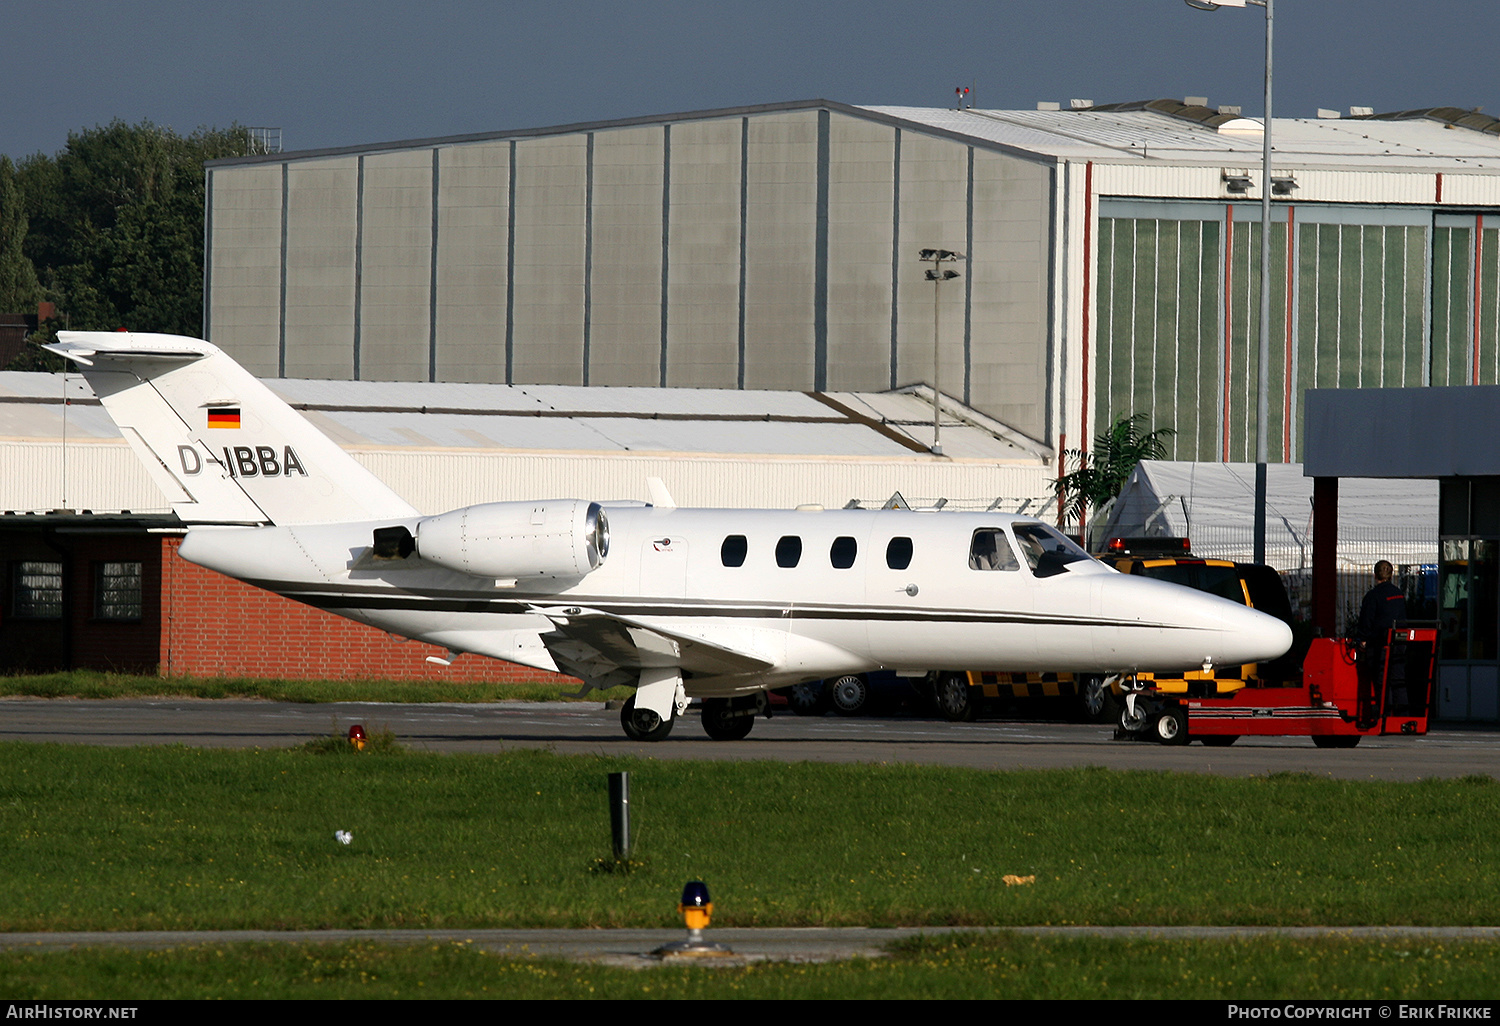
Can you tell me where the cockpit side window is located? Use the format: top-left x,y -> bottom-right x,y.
968,529 -> 1020,571
1012,523 -> 1090,578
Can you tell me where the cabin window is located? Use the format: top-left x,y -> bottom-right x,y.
721,535 -> 748,567
885,537 -> 913,570
13,561 -> 63,619
969,529 -> 1020,571
94,562 -> 143,621
775,536 -> 802,568
829,536 -> 857,569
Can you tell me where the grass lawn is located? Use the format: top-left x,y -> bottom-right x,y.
0,670 -> 609,704
3,934 -> 1498,1000
2,742 -> 1497,932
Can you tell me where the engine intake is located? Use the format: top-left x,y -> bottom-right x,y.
414,499 -> 609,579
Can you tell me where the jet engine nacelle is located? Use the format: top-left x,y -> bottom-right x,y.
414,499 -> 609,579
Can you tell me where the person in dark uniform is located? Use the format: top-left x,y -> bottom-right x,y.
1357,560 -> 1408,713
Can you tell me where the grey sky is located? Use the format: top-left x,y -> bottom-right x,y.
3,1 -> 1495,160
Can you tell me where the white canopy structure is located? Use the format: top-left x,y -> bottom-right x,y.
1099,461 -> 1438,573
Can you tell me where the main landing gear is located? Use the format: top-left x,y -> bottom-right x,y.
619,692 -> 768,741
620,694 -> 675,741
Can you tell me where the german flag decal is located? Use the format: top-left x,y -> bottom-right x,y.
207,408 -> 241,430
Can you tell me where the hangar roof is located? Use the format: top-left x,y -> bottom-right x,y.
208,98 -> 1500,175
864,103 -> 1500,172
0,372 -> 1044,464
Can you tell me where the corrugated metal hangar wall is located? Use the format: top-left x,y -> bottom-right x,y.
206,102 -> 1054,446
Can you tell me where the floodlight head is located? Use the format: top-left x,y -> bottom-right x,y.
1184,1 -> 1222,9
919,248 -> 938,260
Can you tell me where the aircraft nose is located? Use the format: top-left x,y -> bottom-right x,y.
1197,596 -> 1294,667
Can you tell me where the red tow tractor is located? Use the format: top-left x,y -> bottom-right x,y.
1105,541 -> 1437,747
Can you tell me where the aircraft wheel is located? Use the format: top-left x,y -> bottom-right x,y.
620,694 -> 674,741
1200,735 -> 1239,747
828,674 -> 870,716
1312,734 -> 1361,749
1154,707 -> 1189,745
701,698 -> 755,741
1118,699 -> 1150,733
786,680 -> 831,716
933,672 -> 978,722
1078,675 -> 1120,724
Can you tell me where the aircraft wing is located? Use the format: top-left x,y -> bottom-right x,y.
530,606 -> 777,682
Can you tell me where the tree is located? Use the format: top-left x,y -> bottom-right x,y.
1054,414 -> 1175,525
12,120 -> 256,344
0,155 -> 40,312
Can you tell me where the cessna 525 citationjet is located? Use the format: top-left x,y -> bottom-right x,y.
47,331 -> 1292,741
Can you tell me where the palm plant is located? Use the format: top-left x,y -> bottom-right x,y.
1054,414 -> 1174,524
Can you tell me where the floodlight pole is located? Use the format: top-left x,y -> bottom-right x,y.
919,248 -> 964,457
1187,0 -> 1272,566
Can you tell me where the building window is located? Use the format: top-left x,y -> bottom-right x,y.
94,562 -> 143,621
775,536 -> 802,568
14,561 -> 63,619
721,535 -> 748,567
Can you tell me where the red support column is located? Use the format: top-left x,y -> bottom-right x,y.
1313,476 -> 1339,636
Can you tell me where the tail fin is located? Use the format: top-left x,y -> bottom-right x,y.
46,331 -> 418,525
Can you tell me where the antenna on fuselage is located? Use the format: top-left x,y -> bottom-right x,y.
646,477 -> 677,509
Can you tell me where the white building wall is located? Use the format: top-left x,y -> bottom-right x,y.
511,136 -> 587,384
436,141 -> 510,383
589,126 -> 665,387
826,114 -> 896,393
894,133 -> 968,400
666,118 -> 743,389
360,151 -> 433,381
284,157 -> 358,379
207,164 -> 282,375
742,112 -> 818,389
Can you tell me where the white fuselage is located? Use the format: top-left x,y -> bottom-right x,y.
179,504 -> 1293,696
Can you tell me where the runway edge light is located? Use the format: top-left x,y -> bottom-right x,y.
653,880 -> 732,958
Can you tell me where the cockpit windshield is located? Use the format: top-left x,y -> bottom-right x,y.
1011,523 -> 1092,578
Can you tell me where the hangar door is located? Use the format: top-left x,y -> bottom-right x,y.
1095,202 -> 1450,465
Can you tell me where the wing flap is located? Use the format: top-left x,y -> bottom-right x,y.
533,606 -> 777,678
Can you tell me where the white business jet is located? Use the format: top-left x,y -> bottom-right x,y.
47,332 -> 1292,741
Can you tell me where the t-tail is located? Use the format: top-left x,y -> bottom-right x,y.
45,331 -> 417,526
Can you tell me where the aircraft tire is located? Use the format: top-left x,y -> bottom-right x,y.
1154,707 -> 1189,745
620,695 -> 674,741
700,698 -> 755,741
1312,734 -> 1361,749
829,674 -> 870,716
786,680 -> 831,716
1200,735 -> 1239,746
933,672 -> 977,722
1078,675 -> 1120,724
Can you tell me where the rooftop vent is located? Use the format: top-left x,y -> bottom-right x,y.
1222,170 -> 1253,195
1349,106 -> 1374,117
1036,101 -> 1061,111
1317,108 -> 1341,119
1070,99 -> 1094,110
